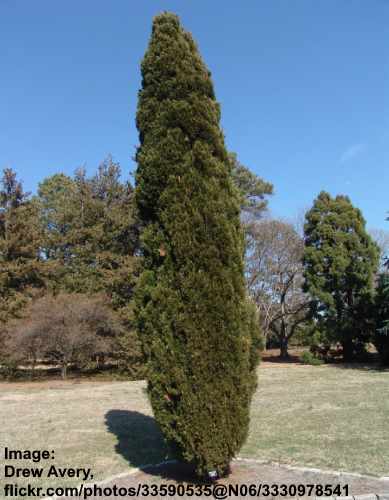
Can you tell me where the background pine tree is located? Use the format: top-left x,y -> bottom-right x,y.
229,152 -> 273,222
135,12 -> 260,477
303,191 -> 379,360
36,157 -> 138,301
0,169 -> 44,323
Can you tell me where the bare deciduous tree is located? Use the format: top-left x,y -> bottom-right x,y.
246,219 -> 310,358
4,293 -> 121,378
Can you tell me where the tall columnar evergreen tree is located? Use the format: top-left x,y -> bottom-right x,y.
303,191 -> 379,360
135,13 -> 260,476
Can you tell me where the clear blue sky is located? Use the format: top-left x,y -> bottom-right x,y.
1,1 -> 388,229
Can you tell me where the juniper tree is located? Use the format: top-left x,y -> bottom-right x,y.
303,192 -> 379,360
135,13 -> 260,477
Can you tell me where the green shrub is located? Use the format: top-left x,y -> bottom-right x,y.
300,350 -> 324,366
0,358 -> 19,380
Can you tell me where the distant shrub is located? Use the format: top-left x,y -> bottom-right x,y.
307,329 -> 332,360
0,357 -> 19,380
300,350 -> 324,366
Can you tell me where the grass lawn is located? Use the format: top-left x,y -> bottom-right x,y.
242,364 -> 389,475
1,363 -> 388,495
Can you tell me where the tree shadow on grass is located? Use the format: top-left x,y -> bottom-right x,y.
104,410 -> 206,483
105,410 -> 168,468
332,364 -> 389,372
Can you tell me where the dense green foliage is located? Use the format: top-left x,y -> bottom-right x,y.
135,13 -> 260,476
300,350 -> 324,366
303,192 -> 379,360
373,273 -> 389,365
0,169 -> 44,322
36,157 -> 138,306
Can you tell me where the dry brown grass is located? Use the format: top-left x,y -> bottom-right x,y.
1,363 -> 388,497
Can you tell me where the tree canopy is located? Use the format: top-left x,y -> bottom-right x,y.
303,191 -> 379,360
0,169 -> 43,322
